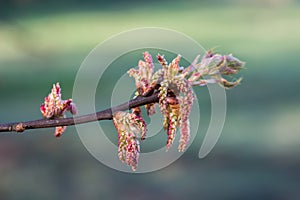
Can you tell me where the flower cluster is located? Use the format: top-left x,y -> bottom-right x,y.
128,52 -> 156,115
116,51 -> 243,170
156,54 -> 196,151
40,83 -> 77,137
113,108 -> 146,171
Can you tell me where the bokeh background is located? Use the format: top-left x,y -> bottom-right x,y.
1,0 -> 300,199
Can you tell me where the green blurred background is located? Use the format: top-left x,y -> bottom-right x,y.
1,0 -> 300,199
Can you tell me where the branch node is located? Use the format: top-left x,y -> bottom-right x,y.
14,123 -> 25,132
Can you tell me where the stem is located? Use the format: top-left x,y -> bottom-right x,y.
0,92 -> 159,133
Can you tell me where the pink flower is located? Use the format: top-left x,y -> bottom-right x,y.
178,89 -> 194,152
113,111 -> 146,171
40,83 -> 77,137
165,96 -> 180,151
128,52 -> 157,115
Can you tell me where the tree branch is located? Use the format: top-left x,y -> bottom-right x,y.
0,92 -> 159,133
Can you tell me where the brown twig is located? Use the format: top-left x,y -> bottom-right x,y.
0,92 -> 159,133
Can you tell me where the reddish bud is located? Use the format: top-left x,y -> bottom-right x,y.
40,83 -> 77,137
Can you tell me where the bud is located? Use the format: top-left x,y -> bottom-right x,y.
226,54 -> 245,70
54,126 -> 66,137
218,54 -> 244,76
157,54 -> 168,69
168,54 -> 181,78
187,51 -> 244,89
145,103 -> 156,116
40,83 -> 77,137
